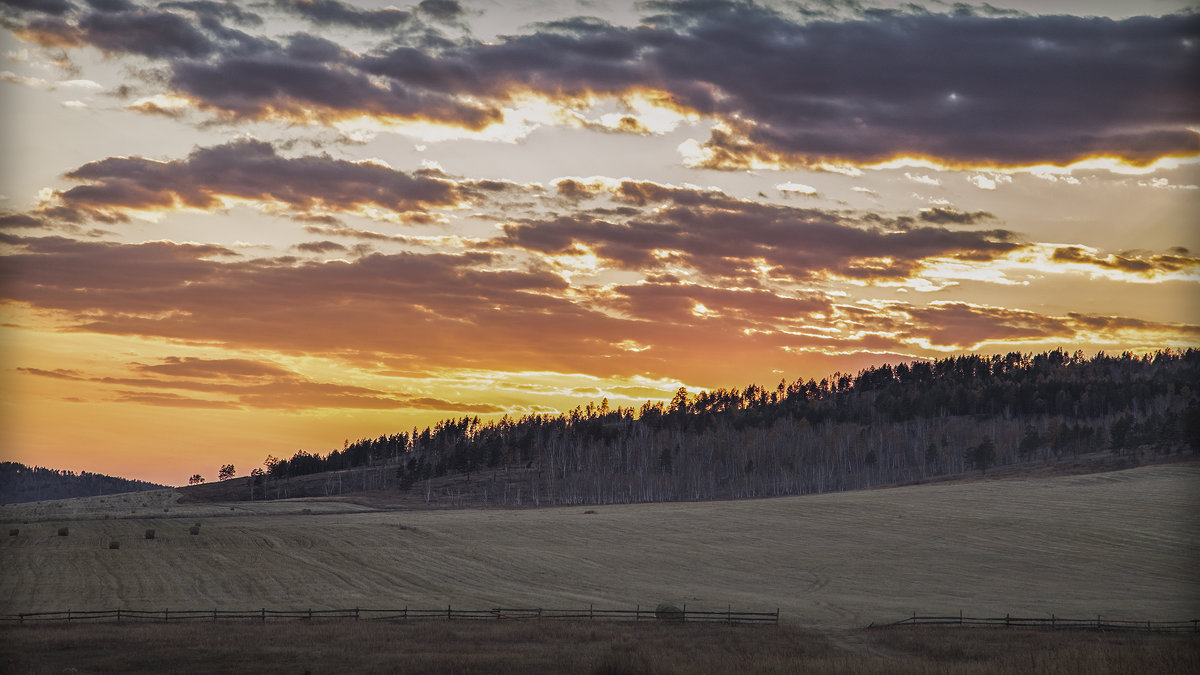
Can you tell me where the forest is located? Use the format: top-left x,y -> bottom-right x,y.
260,349 -> 1200,505
0,462 -> 168,504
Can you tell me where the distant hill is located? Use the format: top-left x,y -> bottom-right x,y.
221,349 -> 1198,508
0,462 -> 169,504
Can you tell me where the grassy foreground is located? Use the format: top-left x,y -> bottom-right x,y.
1,622 -> 1197,674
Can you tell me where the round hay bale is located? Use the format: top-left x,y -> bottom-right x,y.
109,540 -> 120,549
57,527 -> 69,537
189,525 -> 201,535
654,603 -> 684,622
145,529 -> 156,539
8,528 -> 17,536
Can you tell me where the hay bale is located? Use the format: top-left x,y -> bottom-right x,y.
654,603 -> 684,622
8,528 -> 17,536
57,527 -> 69,537
145,529 -> 156,539
109,540 -> 120,549
189,525 -> 201,535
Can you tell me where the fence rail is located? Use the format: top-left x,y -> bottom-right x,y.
0,605 -> 779,626
882,613 -> 1198,633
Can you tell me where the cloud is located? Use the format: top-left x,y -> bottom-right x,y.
1050,246 -> 1200,276
776,181 -> 817,196
905,173 -> 941,187
8,2 -> 1195,168
499,183 -> 1023,283
274,0 -> 411,31
417,0 -> 462,22
918,208 -> 994,225
41,139 -> 487,223
19,353 -> 508,411
1,0 -> 75,17
893,302 -> 1200,350
966,173 -> 1011,190
133,356 -> 296,380
294,240 -> 348,254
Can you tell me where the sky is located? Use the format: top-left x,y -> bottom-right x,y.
0,0 -> 1197,486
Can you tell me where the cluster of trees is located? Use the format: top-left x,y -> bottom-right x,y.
0,462 -> 167,504
259,349 -> 1200,505
187,464 -> 237,486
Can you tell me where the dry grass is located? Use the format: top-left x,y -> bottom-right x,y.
1,464 -> 1197,630
0,622 -> 1195,674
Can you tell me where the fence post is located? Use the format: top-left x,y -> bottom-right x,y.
775,608 -> 780,625
1005,613 -> 1009,627
959,610 -> 963,625
117,609 -> 121,623
682,604 -> 687,622
67,609 -> 71,624
213,609 -> 217,622
1051,614 -> 1055,629
355,608 -> 359,621
590,604 -> 594,621
636,604 -> 640,622
728,604 -> 732,624
261,608 -> 266,623
447,605 -> 452,621
164,608 -> 168,623
308,608 -> 312,621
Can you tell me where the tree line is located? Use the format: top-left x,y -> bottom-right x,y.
258,349 -> 1200,505
0,462 -> 168,505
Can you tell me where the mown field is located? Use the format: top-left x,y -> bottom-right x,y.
1,621 -> 1197,674
2,463 -> 1197,630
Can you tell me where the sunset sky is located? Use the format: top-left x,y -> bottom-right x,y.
1,0 -> 1197,486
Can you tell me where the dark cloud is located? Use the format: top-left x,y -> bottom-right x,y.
274,0 -> 410,31
500,184 -> 1022,283
1,0 -> 76,17
134,356 -> 295,380
16,367 -> 85,379
894,302 -> 1200,350
76,8 -> 216,58
417,0 -> 461,22
1050,246 -> 1200,275
12,1 -> 1191,166
112,391 -> 241,408
11,2 -> 271,58
0,213 -> 49,229
46,139 -> 478,222
295,240 -> 348,254
918,208 -> 994,225
156,1 -> 263,26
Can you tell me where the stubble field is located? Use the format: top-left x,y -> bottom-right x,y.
3,463 -> 1197,628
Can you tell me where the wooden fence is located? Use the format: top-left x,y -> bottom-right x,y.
882,612 -> 1198,633
0,605 -> 779,626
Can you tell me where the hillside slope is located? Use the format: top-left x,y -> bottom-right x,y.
0,462 -> 168,505
3,463 -> 1196,628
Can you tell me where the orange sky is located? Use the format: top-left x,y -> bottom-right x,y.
1,0 -> 1197,485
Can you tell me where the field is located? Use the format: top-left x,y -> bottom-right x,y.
1,621 -> 1197,674
3,462 -> 1198,626
2,458 -> 1200,667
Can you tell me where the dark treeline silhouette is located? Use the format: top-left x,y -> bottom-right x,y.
262,349 -> 1200,505
0,462 -> 168,504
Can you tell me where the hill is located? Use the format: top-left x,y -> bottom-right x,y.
3,463 -> 1197,627
219,349 -> 1200,507
0,462 -> 169,505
